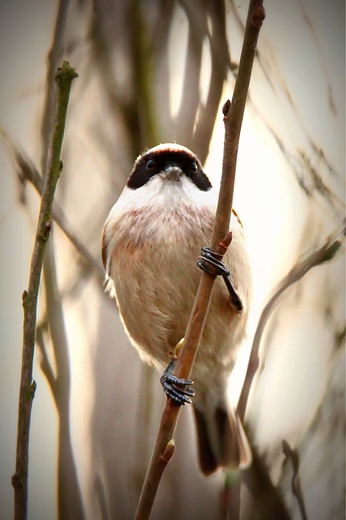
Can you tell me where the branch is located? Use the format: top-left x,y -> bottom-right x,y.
134,2 -> 265,519
282,440 -> 308,520
230,229 -> 344,520
192,1 -> 231,163
237,226 -> 344,421
2,137 -> 104,283
12,61 -> 77,520
176,1 -> 205,147
36,325 -> 57,400
242,443 -> 291,519
40,0 -> 71,172
43,241 -> 85,519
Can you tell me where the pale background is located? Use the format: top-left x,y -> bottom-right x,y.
0,1 -> 344,519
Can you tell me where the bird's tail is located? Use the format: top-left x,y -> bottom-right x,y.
192,400 -> 251,477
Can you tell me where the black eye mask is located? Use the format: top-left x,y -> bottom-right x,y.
127,147 -> 212,191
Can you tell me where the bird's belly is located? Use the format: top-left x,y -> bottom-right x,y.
106,206 -> 250,378
110,241 -> 244,379
111,240 -> 202,367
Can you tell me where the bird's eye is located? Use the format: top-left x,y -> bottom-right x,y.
146,159 -> 155,170
191,161 -> 198,173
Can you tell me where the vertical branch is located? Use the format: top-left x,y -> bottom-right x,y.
175,2 -> 205,147
242,445 -> 291,520
12,61 -> 77,520
130,0 -> 159,148
211,1 -> 265,248
41,0 -> 71,172
43,248 -> 85,520
134,2 -> 265,519
192,1 -> 231,163
282,441 -> 308,520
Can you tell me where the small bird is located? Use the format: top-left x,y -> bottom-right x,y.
102,143 -> 252,476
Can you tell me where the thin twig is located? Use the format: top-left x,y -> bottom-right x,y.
282,440 -> 308,520
2,138 -> 104,282
41,13 -> 86,514
237,227 -> 344,421
176,1 -> 205,148
41,0 -> 71,172
21,154 -> 103,280
233,230 -> 343,520
242,443 -> 291,519
43,242 -> 85,520
191,1 -> 230,163
12,61 -> 77,520
36,325 -> 57,396
134,2 -> 265,518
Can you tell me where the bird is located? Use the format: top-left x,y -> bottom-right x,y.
102,143 -> 252,476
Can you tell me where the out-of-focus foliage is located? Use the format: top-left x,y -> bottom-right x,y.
0,0 -> 344,519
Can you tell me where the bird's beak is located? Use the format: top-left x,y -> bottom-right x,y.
161,164 -> 182,182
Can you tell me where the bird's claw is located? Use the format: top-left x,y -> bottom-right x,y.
160,360 -> 195,406
197,246 -> 243,312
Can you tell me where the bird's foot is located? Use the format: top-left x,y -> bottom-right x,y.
197,245 -> 243,312
160,358 -> 195,406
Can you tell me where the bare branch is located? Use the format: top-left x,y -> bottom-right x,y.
282,440 -> 308,520
242,443 -> 291,519
43,240 -> 85,519
41,0 -> 71,172
192,1 -> 231,163
36,325 -> 57,400
12,61 -> 77,520
176,2 -> 205,147
134,2 -> 265,518
2,136 -> 104,284
237,226 -> 344,421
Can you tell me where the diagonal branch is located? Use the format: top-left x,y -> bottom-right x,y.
237,226 -> 344,421
12,61 -> 77,520
3,138 -> 104,283
134,2 -> 265,519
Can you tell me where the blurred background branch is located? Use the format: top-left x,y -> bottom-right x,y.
237,226 -> 344,421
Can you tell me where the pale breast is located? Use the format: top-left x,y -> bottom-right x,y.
104,203 -> 251,378
105,205 -> 214,366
